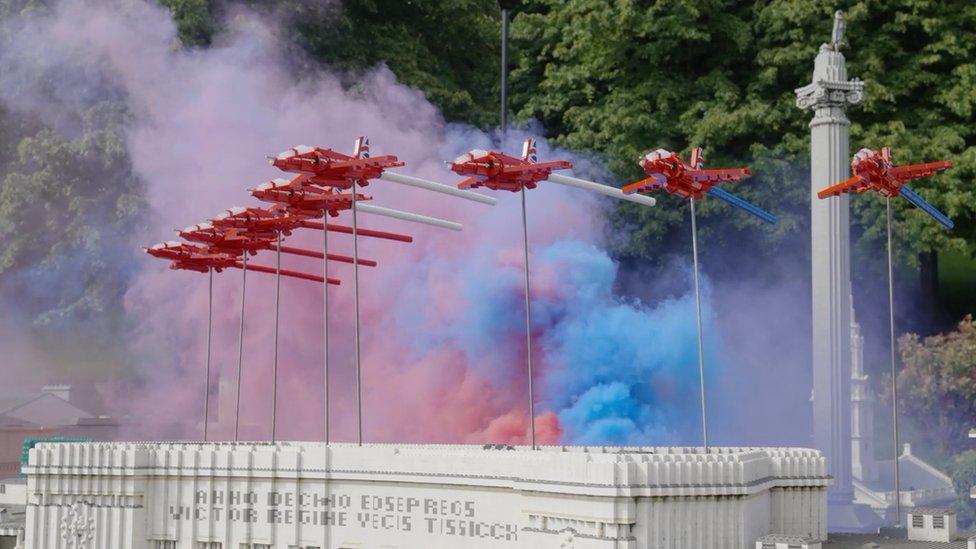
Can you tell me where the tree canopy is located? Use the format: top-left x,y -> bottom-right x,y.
510,0 -> 976,266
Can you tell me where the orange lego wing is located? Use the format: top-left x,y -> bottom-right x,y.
817,176 -> 861,199
621,175 -> 664,195
887,160 -> 952,183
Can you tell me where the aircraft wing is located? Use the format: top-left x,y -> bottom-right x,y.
888,160 -> 952,183
816,176 -> 861,199
691,168 -> 751,184
899,186 -> 954,229
327,154 -> 404,174
500,160 -> 571,175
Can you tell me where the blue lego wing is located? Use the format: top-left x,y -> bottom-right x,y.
900,186 -> 953,229
707,186 -> 778,225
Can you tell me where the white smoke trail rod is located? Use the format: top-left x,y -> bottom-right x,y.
354,202 -> 463,231
379,171 -> 497,205
547,173 -> 657,207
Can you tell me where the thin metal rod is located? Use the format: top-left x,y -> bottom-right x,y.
353,188 -> 363,446
690,198 -> 709,450
323,210 -> 330,444
501,9 -> 509,130
887,197 -> 902,525
521,186 -> 536,450
203,268 -> 213,441
271,231 -> 282,442
234,254 -> 248,441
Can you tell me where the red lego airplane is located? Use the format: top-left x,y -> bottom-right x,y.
622,147 -> 776,223
817,147 -> 953,228
250,175 -> 370,217
145,241 -> 339,284
448,137 -> 657,206
449,139 -> 572,192
178,223 -> 377,267
210,206 -> 309,235
269,137 -> 403,189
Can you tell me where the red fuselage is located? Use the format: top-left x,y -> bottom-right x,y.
449,150 -> 572,192
270,146 -> 403,189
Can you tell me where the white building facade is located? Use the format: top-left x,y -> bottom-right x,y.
22,442 -> 829,549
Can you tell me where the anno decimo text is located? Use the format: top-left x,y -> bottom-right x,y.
168,489 -> 518,542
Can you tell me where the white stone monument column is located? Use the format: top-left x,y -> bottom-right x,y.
795,11 -> 865,529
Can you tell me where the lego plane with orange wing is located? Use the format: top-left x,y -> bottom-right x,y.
817,147 -> 953,228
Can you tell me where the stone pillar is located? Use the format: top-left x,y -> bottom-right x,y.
794,11 -> 866,531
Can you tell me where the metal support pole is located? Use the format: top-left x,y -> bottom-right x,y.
887,197 -> 902,525
500,9 -> 509,130
521,186 -> 536,450
352,187 -> 363,446
203,268 -> 214,441
689,198 -> 709,450
234,254 -> 248,441
271,231 -> 282,442
323,211 -> 330,444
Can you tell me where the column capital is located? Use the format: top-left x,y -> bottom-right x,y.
795,78 -> 864,111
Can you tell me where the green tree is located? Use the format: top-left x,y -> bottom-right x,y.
226,0 -> 502,126
880,315 -> 976,459
0,102 -> 146,331
946,450 -> 976,526
511,0 -> 976,266
159,0 -> 214,47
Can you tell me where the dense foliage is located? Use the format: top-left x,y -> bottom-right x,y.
883,315 -> 976,458
511,0 -> 976,266
878,316 -> 976,520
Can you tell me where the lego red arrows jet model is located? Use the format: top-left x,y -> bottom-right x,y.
451,145 -> 572,192
270,137 -> 496,206
145,241 -> 339,284
449,137 -> 657,205
817,147 -> 953,228
447,137 -> 655,449
178,223 -> 377,267
269,142 -> 404,189
622,148 -> 776,223
621,146 -> 777,450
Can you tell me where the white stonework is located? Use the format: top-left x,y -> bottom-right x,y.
795,12 -> 873,533
907,508 -> 956,543
755,534 -> 822,549
22,442 -> 829,549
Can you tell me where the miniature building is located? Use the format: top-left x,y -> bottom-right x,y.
853,442 -> 957,521
0,385 -> 116,476
755,534 -> 822,549
0,479 -> 27,549
969,533 -> 975,549
850,311 -> 956,522
906,508 -> 956,543
23,442 -> 830,549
